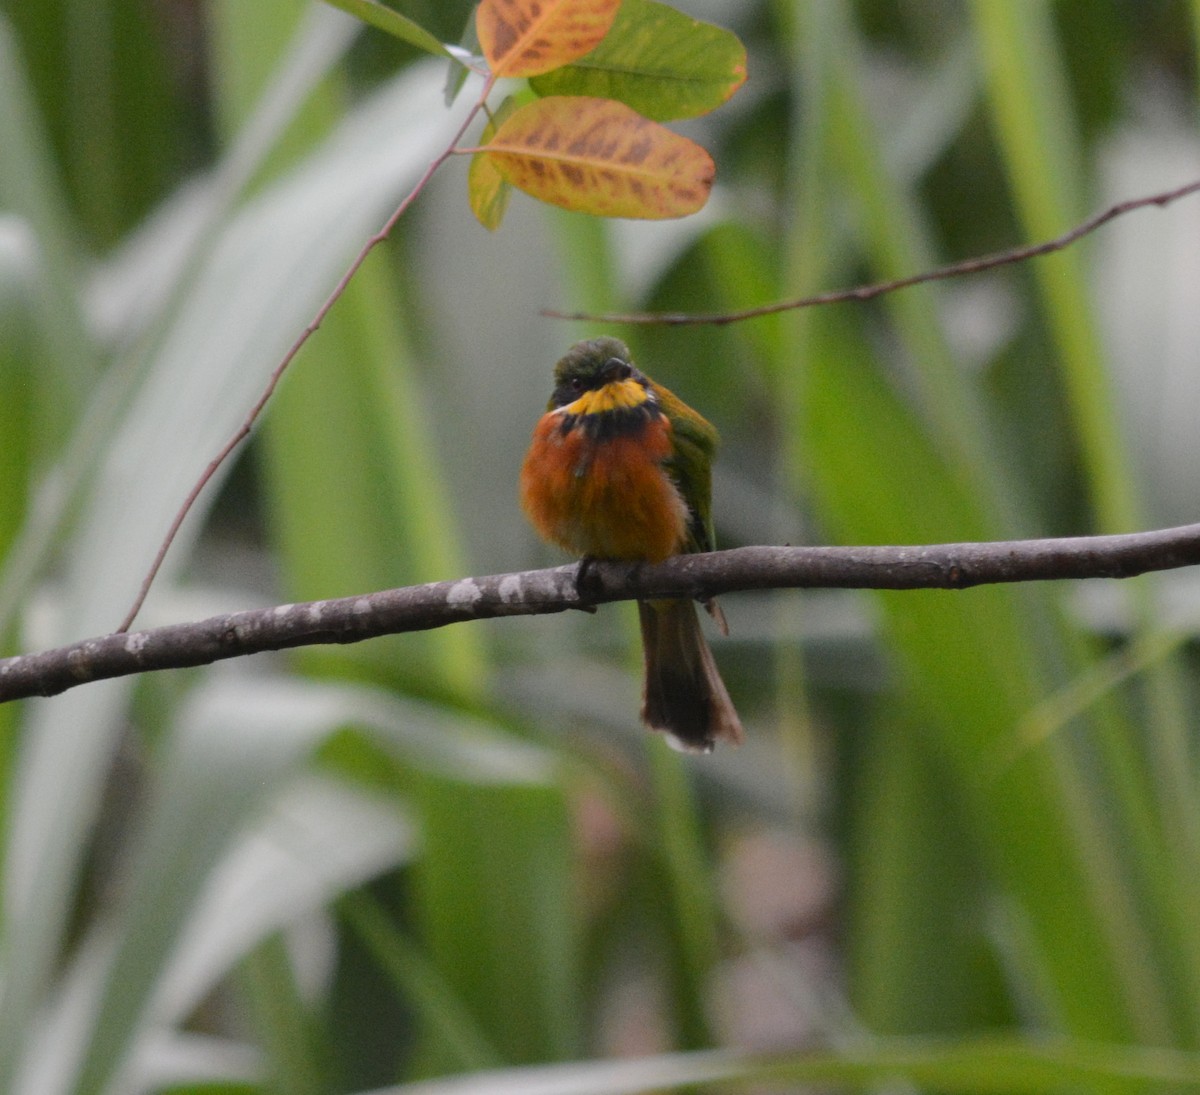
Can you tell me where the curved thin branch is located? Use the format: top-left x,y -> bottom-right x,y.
115,74 -> 497,635
542,177 -> 1200,325
6,522 -> 1200,703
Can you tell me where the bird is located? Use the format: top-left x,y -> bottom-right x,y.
520,337 -> 744,753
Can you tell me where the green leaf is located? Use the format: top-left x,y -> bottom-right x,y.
968,1 -> 1136,534
528,0 -> 747,121
443,7 -> 480,106
67,681 -> 416,1095
0,15 -> 97,425
342,893 -> 503,1073
413,767 -> 582,1071
321,0 -> 453,58
0,60 -> 459,1091
340,1036 -> 1200,1094
779,0 -> 1177,1044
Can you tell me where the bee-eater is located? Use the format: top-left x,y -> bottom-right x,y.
520,337 -> 743,752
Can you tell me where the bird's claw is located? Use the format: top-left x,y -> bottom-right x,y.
573,556 -> 600,613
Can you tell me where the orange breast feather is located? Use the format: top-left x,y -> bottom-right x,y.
521,411 -> 687,562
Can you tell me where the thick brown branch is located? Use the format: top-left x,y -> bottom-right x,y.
5,523 -> 1200,703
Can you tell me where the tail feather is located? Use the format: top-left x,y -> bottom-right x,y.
638,599 -> 744,753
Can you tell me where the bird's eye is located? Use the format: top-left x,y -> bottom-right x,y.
570,377 -> 584,392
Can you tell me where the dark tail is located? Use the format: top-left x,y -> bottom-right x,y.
638,598 -> 744,753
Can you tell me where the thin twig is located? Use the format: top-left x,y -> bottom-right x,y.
11,521 -> 1200,703
542,177 -> 1200,325
116,74 -> 497,634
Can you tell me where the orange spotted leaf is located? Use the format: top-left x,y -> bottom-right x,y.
476,0 -> 621,79
479,96 -> 715,219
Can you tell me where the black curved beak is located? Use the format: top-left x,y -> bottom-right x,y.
599,357 -> 633,384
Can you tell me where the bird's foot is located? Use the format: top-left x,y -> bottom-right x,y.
572,556 -> 600,613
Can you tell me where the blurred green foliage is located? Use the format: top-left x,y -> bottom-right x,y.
3,0 -> 1200,1092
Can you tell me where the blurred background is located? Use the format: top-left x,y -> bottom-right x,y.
3,1 -> 1200,1092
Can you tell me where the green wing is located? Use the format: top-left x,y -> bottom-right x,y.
653,382 -> 719,554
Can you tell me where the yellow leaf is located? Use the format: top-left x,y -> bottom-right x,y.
480,96 -> 714,219
476,0 -> 621,79
469,99 -> 519,230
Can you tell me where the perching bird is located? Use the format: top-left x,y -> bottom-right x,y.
520,337 -> 743,752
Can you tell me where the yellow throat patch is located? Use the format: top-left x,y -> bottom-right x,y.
560,378 -> 650,418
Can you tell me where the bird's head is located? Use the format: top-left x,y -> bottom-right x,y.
548,338 -> 650,415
